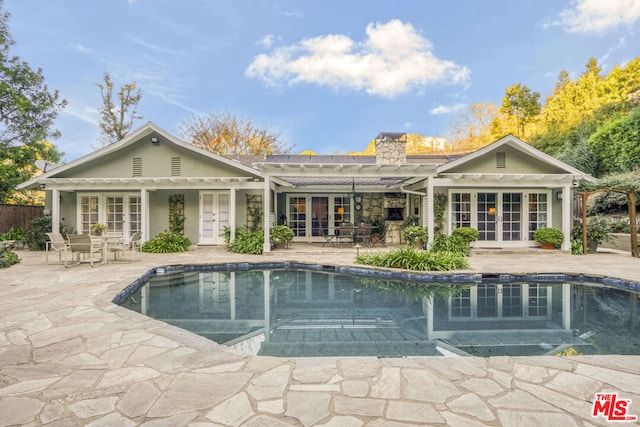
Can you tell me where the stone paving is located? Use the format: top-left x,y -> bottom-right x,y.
1,246 -> 640,426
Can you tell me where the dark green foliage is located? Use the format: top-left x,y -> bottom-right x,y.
29,216 -> 51,250
229,230 -> 264,254
451,227 -> 479,244
588,106 -> 640,176
533,227 -> 564,245
0,226 -> 27,242
141,231 -> 191,253
168,194 -> 185,234
0,2 -> 66,202
356,246 -> 468,271
554,137 -> 598,177
430,235 -> 469,254
270,225 -> 294,246
0,247 -> 20,268
582,172 -> 640,214
403,226 -> 428,244
572,218 -> 611,245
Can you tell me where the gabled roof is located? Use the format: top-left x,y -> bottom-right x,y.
18,122 -> 262,189
436,134 -> 592,177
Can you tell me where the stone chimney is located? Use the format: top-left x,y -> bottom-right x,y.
375,132 -> 407,165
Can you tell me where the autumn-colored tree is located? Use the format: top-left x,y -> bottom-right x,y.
299,149 -> 317,155
444,102 -> 500,152
96,72 -> 142,144
180,111 -> 290,155
348,134 -> 446,155
497,83 -> 541,139
0,1 -> 65,203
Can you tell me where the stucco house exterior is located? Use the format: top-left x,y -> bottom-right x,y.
18,122 -> 592,252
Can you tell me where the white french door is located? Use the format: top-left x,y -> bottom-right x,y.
450,190 -> 550,246
199,191 -> 230,245
78,193 -> 141,240
287,194 -> 352,242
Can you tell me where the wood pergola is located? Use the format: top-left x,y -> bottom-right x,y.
578,188 -> 638,257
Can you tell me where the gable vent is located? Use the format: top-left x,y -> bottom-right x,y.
171,157 -> 181,176
132,157 -> 142,177
496,152 -> 506,168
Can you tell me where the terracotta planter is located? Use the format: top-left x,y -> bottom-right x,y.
540,242 -> 556,249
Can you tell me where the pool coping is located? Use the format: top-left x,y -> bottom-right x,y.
112,260 -> 640,305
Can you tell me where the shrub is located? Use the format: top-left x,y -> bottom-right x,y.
29,216 -> 52,250
356,246 -> 468,271
270,225 -> 294,246
403,226 -> 428,244
430,235 -> 469,255
0,247 -> 20,268
533,227 -> 564,246
141,231 -> 191,253
451,227 -> 479,244
229,230 -> 264,254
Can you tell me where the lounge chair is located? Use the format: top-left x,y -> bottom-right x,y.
45,232 -> 69,264
109,232 -> 142,262
65,234 -> 103,267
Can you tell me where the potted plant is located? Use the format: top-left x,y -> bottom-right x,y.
573,217 -> 612,253
270,225 -> 294,249
91,223 -> 108,236
403,225 -> 428,249
533,227 -> 564,249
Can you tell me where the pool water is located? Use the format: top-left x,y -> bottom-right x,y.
117,267 -> 640,358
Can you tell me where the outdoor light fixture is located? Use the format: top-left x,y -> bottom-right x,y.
150,137 -> 160,145
40,183 -> 46,190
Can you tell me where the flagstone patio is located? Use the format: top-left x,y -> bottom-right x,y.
1,246 -> 640,426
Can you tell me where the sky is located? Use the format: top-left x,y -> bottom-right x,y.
4,0 -> 640,162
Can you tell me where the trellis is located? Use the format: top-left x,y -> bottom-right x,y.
577,188 -> 638,257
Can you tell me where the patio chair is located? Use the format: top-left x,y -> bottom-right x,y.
336,223 -> 355,247
355,223 -> 372,247
65,234 -> 104,267
109,232 -> 142,262
319,226 -> 336,247
45,232 -> 69,264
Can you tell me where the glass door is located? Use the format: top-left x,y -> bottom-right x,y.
477,192 -> 497,241
106,196 -> 124,233
311,197 -> 329,237
200,191 -> 229,245
288,196 -> 307,238
501,193 -> 521,241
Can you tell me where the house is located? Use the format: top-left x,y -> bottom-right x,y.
18,122 -> 592,252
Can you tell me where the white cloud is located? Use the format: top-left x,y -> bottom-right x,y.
245,19 -> 470,97
403,122 -> 413,130
556,0 -> 640,33
257,34 -> 281,49
69,43 -> 92,54
285,10 -> 304,19
430,103 -> 467,115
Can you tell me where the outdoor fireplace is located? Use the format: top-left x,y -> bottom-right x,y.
385,207 -> 404,221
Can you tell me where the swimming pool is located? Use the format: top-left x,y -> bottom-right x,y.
115,263 -> 640,357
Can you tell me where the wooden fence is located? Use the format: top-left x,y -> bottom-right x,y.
0,204 -> 44,232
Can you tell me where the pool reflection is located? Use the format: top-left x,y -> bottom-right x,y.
120,269 -> 640,357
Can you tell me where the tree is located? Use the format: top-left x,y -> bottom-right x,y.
445,102 -> 501,152
499,83 -> 541,138
180,111 -> 290,155
0,1 -> 66,203
588,106 -> 640,176
96,72 -> 142,144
